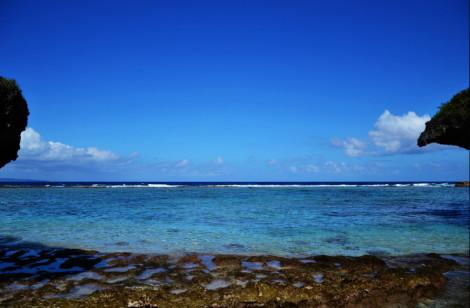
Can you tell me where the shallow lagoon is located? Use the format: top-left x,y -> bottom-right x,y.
0,184 -> 468,256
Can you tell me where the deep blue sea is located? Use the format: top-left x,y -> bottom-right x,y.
0,182 -> 468,257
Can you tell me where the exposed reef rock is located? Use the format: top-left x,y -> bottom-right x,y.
0,77 -> 29,169
0,244 -> 466,307
418,88 -> 470,150
455,181 -> 470,188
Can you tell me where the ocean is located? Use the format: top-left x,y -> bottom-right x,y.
0,182 -> 468,257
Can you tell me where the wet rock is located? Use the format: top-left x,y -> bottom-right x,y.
106,276 -> 129,284
312,273 -> 324,284
299,259 -> 316,264
266,260 -> 282,270
182,262 -> 199,270
0,247 -> 464,307
198,255 -> 217,271
213,255 -> 242,271
64,283 -> 104,299
170,288 -> 187,294
455,181 -> 470,188
136,268 -> 166,280
67,271 -> 104,281
204,279 -> 231,290
241,261 -> 263,271
104,265 -> 136,273
60,256 -> 101,270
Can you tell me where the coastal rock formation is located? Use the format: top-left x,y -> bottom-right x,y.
0,244 -> 466,307
418,88 -> 470,150
0,77 -> 29,169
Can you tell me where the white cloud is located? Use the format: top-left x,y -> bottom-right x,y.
305,164 -> 319,173
324,161 -> 342,173
323,161 -> 364,174
267,159 -> 277,166
149,158 -> 229,178
175,159 -> 189,168
214,156 -> 224,165
19,128 -> 119,163
289,166 -> 298,173
288,163 -> 319,174
333,110 -> 433,156
331,137 -> 366,157
369,110 -> 430,154
0,128 -> 130,179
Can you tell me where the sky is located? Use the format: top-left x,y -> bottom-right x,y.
0,0 -> 468,181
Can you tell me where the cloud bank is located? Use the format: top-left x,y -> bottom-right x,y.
2,129 -> 229,180
369,110 -> 430,154
0,127 -> 130,179
333,110 -> 433,156
331,138 -> 366,157
19,128 -> 119,163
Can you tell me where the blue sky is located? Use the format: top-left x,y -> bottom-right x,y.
0,0 -> 468,181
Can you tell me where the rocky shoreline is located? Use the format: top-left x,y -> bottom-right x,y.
0,244 -> 468,307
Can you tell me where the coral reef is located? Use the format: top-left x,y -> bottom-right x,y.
0,245 -> 466,307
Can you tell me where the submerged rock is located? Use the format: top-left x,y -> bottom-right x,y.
0,77 -> 29,169
0,246 -> 465,307
418,88 -> 470,150
204,279 -> 231,290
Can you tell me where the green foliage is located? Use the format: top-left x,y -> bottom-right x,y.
0,77 -> 20,92
434,88 -> 469,125
418,87 -> 470,150
0,76 -> 29,168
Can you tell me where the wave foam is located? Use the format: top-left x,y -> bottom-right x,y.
22,183 -> 455,189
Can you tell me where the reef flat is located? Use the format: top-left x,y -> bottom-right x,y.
0,245 -> 468,307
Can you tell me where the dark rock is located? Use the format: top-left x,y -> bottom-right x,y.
60,256 -> 101,270
455,181 -> 470,187
0,247 -> 465,307
52,248 -> 94,258
0,77 -> 29,169
115,241 -> 130,246
418,88 -> 470,150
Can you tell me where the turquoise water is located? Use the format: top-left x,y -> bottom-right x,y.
0,184 -> 468,257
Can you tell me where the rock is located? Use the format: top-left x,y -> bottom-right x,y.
418,88 -> 470,150
0,247 -> 463,307
0,77 -> 29,169
455,181 -> 470,187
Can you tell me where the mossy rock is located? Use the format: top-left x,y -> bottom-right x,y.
418,88 -> 470,150
0,76 -> 29,168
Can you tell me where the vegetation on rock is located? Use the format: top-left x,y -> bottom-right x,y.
418,88 -> 470,150
0,77 -> 29,169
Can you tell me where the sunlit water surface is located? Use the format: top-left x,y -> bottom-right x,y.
0,184 -> 468,256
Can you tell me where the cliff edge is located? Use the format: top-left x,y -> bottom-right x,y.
0,77 -> 29,169
418,88 -> 470,150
